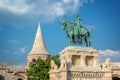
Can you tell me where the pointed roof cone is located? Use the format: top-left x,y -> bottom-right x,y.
29,22 -> 49,55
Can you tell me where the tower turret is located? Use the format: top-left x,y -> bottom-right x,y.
27,22 -> 49,66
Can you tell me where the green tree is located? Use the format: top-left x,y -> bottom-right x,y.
27,55 -> 60,80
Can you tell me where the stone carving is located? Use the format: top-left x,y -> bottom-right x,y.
50,60 -> 58,70
72,55 -> 81,66
60,56 -> 67,69
103,58 -> 111,70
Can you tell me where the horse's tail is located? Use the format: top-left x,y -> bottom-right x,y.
87,29 -> 92,46
87,29 -> 91,36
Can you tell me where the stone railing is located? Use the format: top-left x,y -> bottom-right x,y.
70,72 -> 104,78
7,66 -> 26,72
110,63 -> 120,70
0,63 -> 12,69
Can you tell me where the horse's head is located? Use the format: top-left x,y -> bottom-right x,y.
60,20 -> 67,30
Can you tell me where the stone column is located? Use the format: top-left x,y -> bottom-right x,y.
81,55 -> 86,67
49,71 -> 59,80
102,72 -> 112,80
93,56 -> 98,67
60,70 -> 67,80
68,55 -> 72,68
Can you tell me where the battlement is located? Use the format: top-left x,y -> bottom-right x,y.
0,62 -> 12,69
111,62 -> 120,70
7,66 -> 26,72
0,62 -> 26,73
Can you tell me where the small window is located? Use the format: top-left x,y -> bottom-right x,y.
112,77 -> 120,80
32,59 -> 36,65
18,78 -> 22,80
0,75 -> 4,80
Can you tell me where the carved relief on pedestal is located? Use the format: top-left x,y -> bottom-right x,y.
85,56 -> 93,67
50,60 -> 58,70
102,58 -> 111,71
72,55 -> 81,66
93,56 -> 98,67
60,55 -> 67,69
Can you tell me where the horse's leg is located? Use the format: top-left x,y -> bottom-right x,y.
69,34 -> 73,46
85,36 -> 91,47
69,36 -> 72,45
69,37 -> 71,45
88,36 -> 91,47
85,36 -> 88,47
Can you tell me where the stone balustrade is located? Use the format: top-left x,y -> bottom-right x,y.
70,72 -> 104,78
0,63 -> 12,69
0,63 -> 26,73
7,66 -> 26,72
110,63 -> 120,70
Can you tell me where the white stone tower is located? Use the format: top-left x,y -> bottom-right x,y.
27,22 -> 49,66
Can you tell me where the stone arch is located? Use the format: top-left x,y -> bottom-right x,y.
0,75 -> 5,80
112,77 -> 120,80
17,78 -> 23,80
112,74 -> 120,80
31,58 -> 36,64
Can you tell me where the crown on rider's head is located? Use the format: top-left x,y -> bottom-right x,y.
75,13 -> 81,20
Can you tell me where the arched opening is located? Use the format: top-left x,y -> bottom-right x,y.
112,77 -> 120,80
18,78 -> 23,80
31,59 -> 36,65
0,75 -> 4,80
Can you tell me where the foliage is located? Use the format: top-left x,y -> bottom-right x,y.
26,55 -> 60,80
52,55 -> 60,68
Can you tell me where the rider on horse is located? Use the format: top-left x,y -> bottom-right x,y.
60,13 -> 91,47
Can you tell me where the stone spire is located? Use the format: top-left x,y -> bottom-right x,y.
27,22 -> 49,66
29,22 -> 48,55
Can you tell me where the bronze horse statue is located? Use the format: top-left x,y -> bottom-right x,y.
60,15 -> 91,47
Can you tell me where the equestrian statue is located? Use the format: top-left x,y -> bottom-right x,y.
60,14 -> 91,47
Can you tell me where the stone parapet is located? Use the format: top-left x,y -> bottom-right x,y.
49,46 -> 113,80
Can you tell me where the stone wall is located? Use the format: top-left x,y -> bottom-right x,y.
49,46 -> 113,80
0,63 -> 26,80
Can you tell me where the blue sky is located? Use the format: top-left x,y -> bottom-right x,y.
0,0 -> 120,65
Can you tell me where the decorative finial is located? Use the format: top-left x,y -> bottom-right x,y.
29,22 -> 49,55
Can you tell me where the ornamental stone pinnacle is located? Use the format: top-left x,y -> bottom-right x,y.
29,22 -> 48,55
27,22 -> 49,66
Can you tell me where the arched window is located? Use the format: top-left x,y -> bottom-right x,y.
17,78 -> 23,80
31,59 -> 36,65
0,75 -> 4,80
112,77 -> 120,80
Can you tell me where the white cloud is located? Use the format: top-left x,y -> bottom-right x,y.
13,51 -> 19,54
0,0 -> 94,21
99,49 -> 120,63
0,0 -> 28,14
13,46 -> 26,54
99,49 -> 120,56
9,40 -> 20,44
19,46 -> 26,54
63,0 -> 71,4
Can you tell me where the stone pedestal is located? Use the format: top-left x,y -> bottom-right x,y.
102,71 -> 112,80
49,46 -> 112,80
60,46 -> 99,69
49,70 -> 59,80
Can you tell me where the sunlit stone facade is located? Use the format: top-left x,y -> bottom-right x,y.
49,46 -> 120,80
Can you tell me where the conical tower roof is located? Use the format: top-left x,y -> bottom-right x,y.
29,22 -> 49,55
